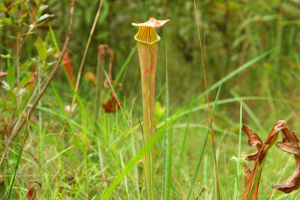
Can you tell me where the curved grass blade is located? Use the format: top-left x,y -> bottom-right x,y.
196,49 -> 274,102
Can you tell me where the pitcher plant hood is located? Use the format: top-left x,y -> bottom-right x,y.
132,17 -> 169,45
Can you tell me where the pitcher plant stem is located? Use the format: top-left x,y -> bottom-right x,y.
132,18 -> 169,200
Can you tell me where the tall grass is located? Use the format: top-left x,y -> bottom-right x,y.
5,144 -> 23,200
186,85 -> 221,200
193,0 -> 220,198
3,1 -> 300,199
234,102 -> 243,199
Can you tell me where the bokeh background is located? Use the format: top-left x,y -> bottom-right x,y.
1,0 -> 300,199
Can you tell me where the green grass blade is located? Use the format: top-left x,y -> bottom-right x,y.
6,144 -> 24,200
100,121 -> 171,200
158,96 -> 282,131
120,152 -> 130,198
131,131 -> 141,200
163,42 -> 172,200
231,91 -> 265,133
186,85 -> 222,200
49,23 -> 60,55
196,49 -> 274,101
234,102 -> 243,199
115,46 -> 136,82
176,101 -> 193,177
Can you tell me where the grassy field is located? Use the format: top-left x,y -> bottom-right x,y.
1,0 -> 300,199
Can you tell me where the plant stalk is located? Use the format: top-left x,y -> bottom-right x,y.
133,18 -> 169,199
95,46 -> 105,179
137,42 -> 158,200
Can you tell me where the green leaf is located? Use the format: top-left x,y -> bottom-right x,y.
34,0 -> 41,6
99,0 -> 108,24
0,3 -> 7,12
1,17 -> 12,25
7,65 -> 15,87
34,37 -> 47,60
155,101 -> 165,118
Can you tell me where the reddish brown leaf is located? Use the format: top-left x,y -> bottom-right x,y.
242,121 -> 289,200
0,72 -> 7,78
102,95 -> 120,113
265,120 -> 287,145
242,125 -> 264,200
242,120 -> 300,199
27,187 -> 36,200
243,125 -> 263,148
244,165 -> 251,186
242,125 -> 263,161
282,128 -> 300,144
272,167 -> 300,193
271,126 -> 300,193
63,52 -> 75,87
98,44 -> 123,89
27,181 -> 41,200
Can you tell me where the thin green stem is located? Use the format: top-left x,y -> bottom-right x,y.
186,85 -> 221,200
95,48 -> 105,179
192,1 -> 220,198
163,42 -> 172,200
234,102 -> 243,199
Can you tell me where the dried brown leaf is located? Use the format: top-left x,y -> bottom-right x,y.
242,125 -> 263,148
102,95 -> 120,113
272,168 -> 300,193
243,120 -> 300,199
265,120 -> 287,145
242,125 -> 263,161
27,181 -> 41,200
63,52 -> 75,87
242,120 -> 292,199
27,187 -> 36,200
244,165 -> 252,186
271,126 -> 300,193
276,143 -> 300,157
98,44 -> 122,90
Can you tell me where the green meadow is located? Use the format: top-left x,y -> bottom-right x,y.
1,0 -> 300,199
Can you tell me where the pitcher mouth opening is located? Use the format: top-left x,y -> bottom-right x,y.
132,18 -> 169,45
134,26 -> 160,45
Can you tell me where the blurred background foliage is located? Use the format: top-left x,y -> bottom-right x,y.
2,0 -> 300,106
2,0 -> 300,198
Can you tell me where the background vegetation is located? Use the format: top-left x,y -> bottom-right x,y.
1,0 -> 300,199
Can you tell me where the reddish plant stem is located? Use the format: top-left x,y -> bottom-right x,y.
137,42 -> 158,200
16,31 -> 21,108
71,0 -> 104,108
193,0 -> 221,199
